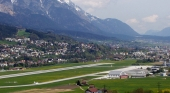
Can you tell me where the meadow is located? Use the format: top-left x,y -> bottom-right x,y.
16,29 -> 30,37
65,77 -> 170,93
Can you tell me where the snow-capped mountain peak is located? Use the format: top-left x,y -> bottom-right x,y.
64,0 -> 70,4
11,0 -> 16,3
57,0 -> 70,4
0,0 -> 139,37
75,6 -> 80,11
39,0 -> 44,8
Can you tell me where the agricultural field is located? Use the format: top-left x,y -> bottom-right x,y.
0,60 -> 136,93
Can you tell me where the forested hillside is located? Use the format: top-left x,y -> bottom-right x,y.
0,24 -> 17,39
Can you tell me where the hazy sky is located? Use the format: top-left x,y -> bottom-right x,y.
71,0 -> 170,34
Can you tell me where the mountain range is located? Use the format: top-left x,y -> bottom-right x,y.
144,27 -> 170,36
0,0 -> 139,38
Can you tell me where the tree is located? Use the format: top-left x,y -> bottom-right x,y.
76,80 -> 81,86
3,66 -> 9,70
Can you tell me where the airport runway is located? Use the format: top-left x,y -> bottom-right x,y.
0,65 -> 151,89
0,63 -> 113,88
0,63 -> 112,79
0,72 -> 100,88
0,63 -> 150,88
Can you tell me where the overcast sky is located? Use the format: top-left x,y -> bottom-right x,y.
71,0 -> 170,34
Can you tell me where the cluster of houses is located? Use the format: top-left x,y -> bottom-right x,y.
137,46 -> 170,61
0,37 -> 104,69
5,38 -> 30,43
0,38 -> 69,68
109,45 -> 170,61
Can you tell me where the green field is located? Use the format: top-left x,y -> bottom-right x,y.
2,77 -> 170,93
17,29 -> 30,37
0,40 -> 17,45
64,77 -> 170,93
0,60 -> 136,93
0,76 -> 96,93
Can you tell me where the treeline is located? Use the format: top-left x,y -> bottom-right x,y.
0,24 -> 77,43
0,24 -> 17,39
26,29 -> 76,43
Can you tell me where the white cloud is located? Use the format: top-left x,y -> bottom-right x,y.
71,0 -> 111,12
142,15 -> 158,23
126,18 -> 138,24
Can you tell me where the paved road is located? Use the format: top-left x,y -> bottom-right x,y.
0,63 -> 112,79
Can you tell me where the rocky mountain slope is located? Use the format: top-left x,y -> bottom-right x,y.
0,0 -> 139,37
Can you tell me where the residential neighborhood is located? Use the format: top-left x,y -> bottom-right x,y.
1,35 -> 170,71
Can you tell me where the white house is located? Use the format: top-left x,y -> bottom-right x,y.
0,63 -> 8,67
